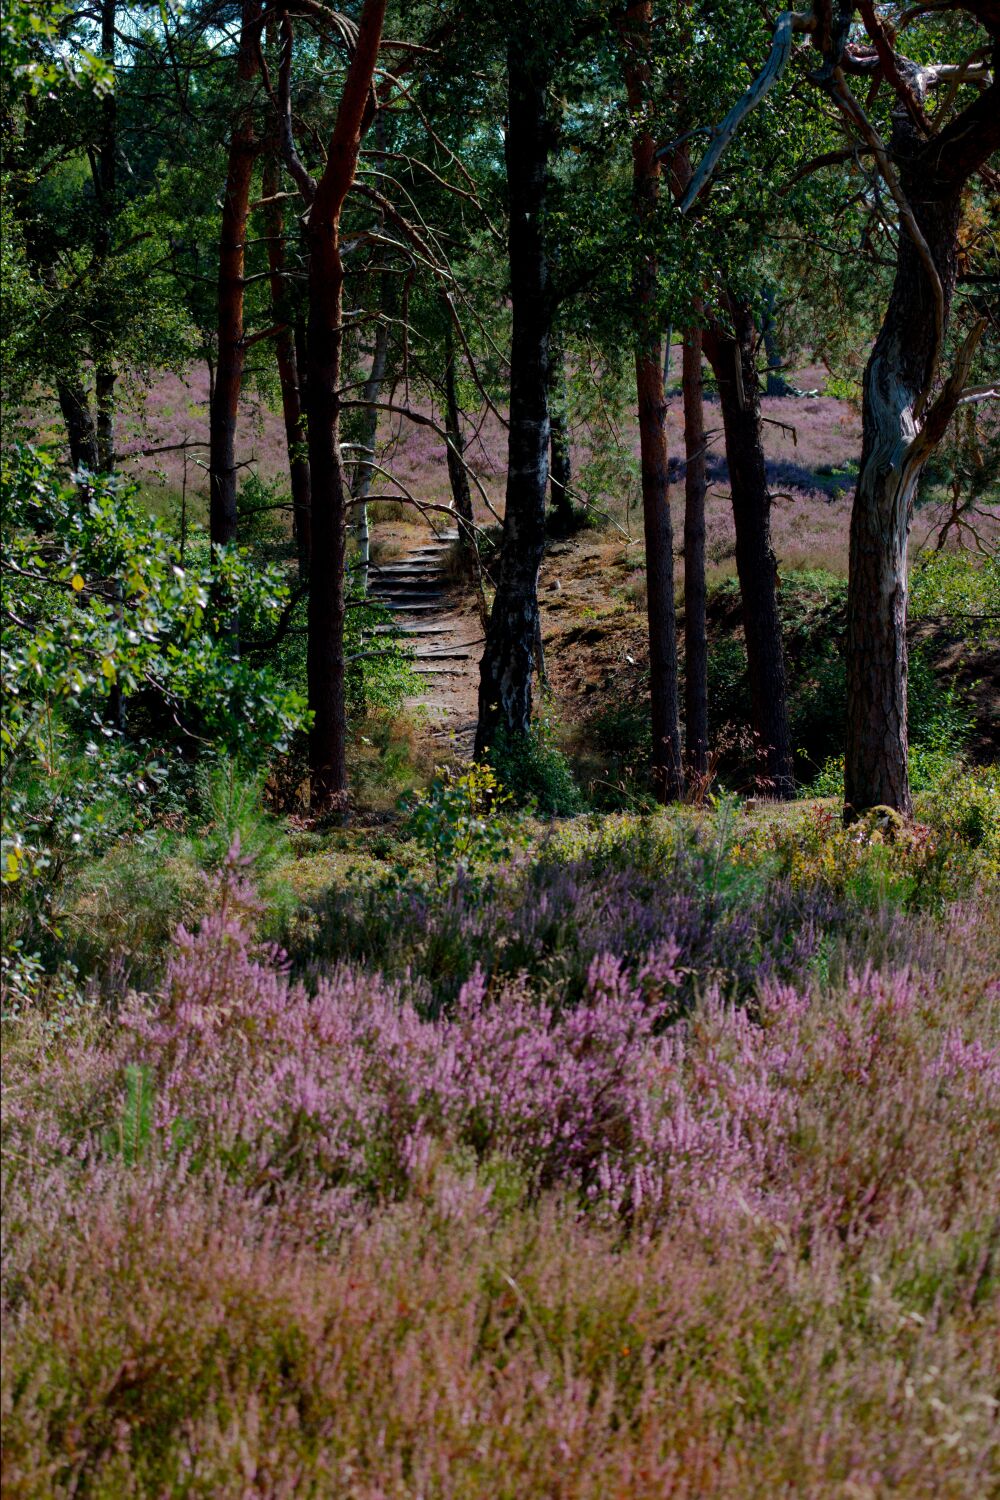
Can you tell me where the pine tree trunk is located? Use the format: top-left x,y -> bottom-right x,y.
622,0 -> 683,803
208,0 -> 260,553
703,298 -> 794,798
474,34 -> 551,757
299,0 -> 387,810
263,156 -> 311,578
682,326 -> 708,778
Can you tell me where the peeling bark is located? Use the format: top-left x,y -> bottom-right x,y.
843,65 -> 998,817
475,33 -> 551,757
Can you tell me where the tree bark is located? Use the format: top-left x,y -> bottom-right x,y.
474,33 -> 551,757
843,56 -> 1000,817
622,0 -> 683,802
208,0 -> 260,553
89,0 -> 117,481
349,311 -> 390,592
548,333 -> 573,532
682,325 -> 708,778
57,379 -> 99,472
262,155 -> 311,577
298,0 -> 387,810
703,297 -> 794,798
95,368 -> 115,473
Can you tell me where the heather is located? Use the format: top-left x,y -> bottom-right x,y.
4,822 -> 1000,1495
4,2 -> 999,1488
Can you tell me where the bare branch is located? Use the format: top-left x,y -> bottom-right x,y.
678,11 -> 815,214
340,398 -> 503,524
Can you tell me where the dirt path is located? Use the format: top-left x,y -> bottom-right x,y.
369,528 -> 482,761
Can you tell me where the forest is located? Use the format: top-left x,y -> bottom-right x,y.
2,0 -> 999,1492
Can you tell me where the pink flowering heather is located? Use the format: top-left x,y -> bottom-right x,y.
3,865 -> 998,1495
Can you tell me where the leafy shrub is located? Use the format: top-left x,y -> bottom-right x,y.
488,717 -> 582,816
402,763 -> 524,887
910,549 -> 1000,647
740,791 -> 995,913
1,444 -> 306,896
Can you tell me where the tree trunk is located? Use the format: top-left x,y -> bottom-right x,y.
622,0 -> 683,803
474,33 -> 551,757
548,334 -> 573,531
87,0 -> 117,483
703,298 -> 794,798
208,0 -> 260,553
95,367 -> 115,473
299,0 -> 387,810
262,156 -> 311,577
761,285 -> 790,397
349,312 -> 390,593
443,316 -> 474,536
304,231 -> 350,808
57,379 -> 99,472
682,326 -> 708,778
845,105 -> 969,817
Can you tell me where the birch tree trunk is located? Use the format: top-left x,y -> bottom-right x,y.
349,313 -> 390,593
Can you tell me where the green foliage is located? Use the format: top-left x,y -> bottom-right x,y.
188,757 -> 291,876
111,1064 -> 155,1168
910,551 -> 1000,648
488,718 -> 583,816
403,764 -> 524,888
1,446 -> 307,887
0,0 -> 112,98
579,699 -> 657,811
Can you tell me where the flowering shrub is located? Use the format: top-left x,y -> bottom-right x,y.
3,844 -> 998,1493
306,817 -> 857,1011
